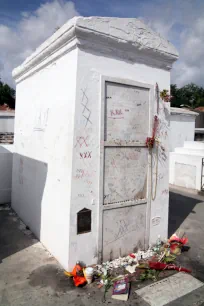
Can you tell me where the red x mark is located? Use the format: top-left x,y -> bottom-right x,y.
75,136 -> 88,148
80,151 -> 92,159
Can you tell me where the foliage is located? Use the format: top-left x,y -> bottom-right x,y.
0,79 -> 15,109
163,255 -> 176,263
170,83 -> 204,109
160,89 -> 172,102
140,269 -> 157,281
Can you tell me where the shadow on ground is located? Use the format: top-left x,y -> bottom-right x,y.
29,264 -> 75,292
169,189 -> 204,282
0,152 -> 47,263
168,191 -> 203,237
0,205 -> 36,263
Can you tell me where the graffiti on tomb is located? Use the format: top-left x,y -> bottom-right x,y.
104,147 -> 148,204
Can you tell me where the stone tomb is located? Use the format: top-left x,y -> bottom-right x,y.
12,17 -> 178,270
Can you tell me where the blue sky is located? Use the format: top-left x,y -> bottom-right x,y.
0,0 -> 151,21
0,0 -> 204,87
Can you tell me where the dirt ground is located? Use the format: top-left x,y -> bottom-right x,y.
1,187 -> 204,305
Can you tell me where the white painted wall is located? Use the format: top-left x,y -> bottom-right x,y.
170,142 -> 204,190
68,47 -> 171,268
0,112 -> 15,133
0,112 -> 15,204
12,16 -> 178,270
0,145 -> 14,204
12,49 -> 77,269
170,108 -> 198,152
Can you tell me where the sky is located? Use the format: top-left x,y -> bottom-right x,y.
0,0 -> 204,88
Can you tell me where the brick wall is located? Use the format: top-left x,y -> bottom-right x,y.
0,133 -> 14,144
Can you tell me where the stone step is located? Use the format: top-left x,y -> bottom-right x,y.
175,147 -> 204,156
184,141 -> 204,150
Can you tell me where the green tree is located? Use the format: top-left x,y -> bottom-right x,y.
170,84 -> 182,107
170,83 -> 204,109
0,79 -> 15,109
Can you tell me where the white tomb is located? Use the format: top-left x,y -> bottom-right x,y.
12,17 -> 178,270
170,141 -> 204,191
170,107 -> 198,152
169,108 -> 203,191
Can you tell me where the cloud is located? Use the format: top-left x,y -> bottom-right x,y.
0,0 -> 79,87
1,0 -> 204,88
138,0 -> 204,87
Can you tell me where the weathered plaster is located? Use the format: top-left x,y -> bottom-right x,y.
170,141 -> 204,191
170,108 -> 198,152
12,49 -> 78,269
12,17 -> 178,270
13,17 -> 178,83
